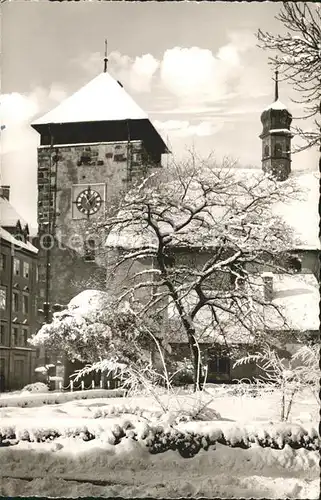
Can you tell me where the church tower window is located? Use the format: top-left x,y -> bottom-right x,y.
274,143 -> 282,157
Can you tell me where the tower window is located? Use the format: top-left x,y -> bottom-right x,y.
84,239 -> 96,262
114,154 -> 126,162
264,145 -> 269,158
274,143 -> 282,157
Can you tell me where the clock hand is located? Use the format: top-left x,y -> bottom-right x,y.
88,193 -> 97,204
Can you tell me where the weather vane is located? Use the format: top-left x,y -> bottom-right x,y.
104,39 -> 108,73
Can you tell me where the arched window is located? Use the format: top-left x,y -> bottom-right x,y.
274,143 -> 282,157
264,145 -> 269,157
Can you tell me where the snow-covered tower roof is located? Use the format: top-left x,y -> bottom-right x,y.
260,68 -> 292,132
31,71 -> 169,157
32,73 -> 149,126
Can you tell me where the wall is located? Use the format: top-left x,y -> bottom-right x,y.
37,140 -> 149,307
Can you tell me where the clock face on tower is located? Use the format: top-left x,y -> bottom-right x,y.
75,187 -> 102,216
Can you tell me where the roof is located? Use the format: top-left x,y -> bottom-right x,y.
263,99 -> 290,112
267,273 -> 319,331
168,273 -> 319,344
32,72 -> 148,126
105,169 -> 320,251
0,196 -> 28,229
0,227 -> 38,254
274,171 -> 319,250
269,129 -> 292,135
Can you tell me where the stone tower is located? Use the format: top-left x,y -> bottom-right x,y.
259,69 -> 293,181
31,69 -> 168,313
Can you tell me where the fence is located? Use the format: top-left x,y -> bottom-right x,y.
56,379 -> 122,392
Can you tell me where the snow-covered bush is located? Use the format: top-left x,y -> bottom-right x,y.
292,343 -> 319,401
29,291 -> 164,369
21,382 -> 49,394
233,342 -> 318,421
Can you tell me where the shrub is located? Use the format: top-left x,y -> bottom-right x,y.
22,382 -> 49,394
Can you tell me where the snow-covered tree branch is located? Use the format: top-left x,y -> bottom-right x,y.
97,153 -> 300,391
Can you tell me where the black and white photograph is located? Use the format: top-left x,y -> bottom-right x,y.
0,1 -> 320,498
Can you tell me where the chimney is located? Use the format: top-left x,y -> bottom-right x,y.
0,185 -> 10,201
262,272 -> 274,302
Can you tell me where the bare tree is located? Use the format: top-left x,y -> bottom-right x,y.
257,2 -> 321,152
96,154 -> 299,391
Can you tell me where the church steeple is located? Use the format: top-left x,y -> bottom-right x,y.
259,68 -> 293,181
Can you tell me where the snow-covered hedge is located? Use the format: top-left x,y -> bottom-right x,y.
0,388 -> 126,408
1,419 -> 319,455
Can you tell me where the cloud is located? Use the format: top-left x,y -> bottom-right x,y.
1,92 -> 38,127
154,119 -> 223,138
109,51 -> 159,93
73,30 -> 256,106
130,54 -> 160,92
0,84 -> 67,155
73,51 -> 159,93
159,31 -> 256,105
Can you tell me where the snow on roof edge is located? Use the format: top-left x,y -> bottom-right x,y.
0,227 -> 38,254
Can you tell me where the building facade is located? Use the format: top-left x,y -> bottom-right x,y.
0,188 -> 40,391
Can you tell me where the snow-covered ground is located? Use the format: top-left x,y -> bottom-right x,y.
0,385 -> 319,499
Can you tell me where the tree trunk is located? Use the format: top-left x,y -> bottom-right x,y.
189,335 -> 203,392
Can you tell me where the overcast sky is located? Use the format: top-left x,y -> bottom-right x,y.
1,1 -> 318,229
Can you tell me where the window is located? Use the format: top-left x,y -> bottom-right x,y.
274,143 -> 282,157
12,292 -> 19,312
208,357 -> 230,374
23,262 -> 30,279
12,327 -> 19,347
0,324 -> 6,345
264,145 -> 269,157
84,238 -> 96,262
0,287 -> 6,310
0,254 -> 5,271
22,294 -> 29,314
287,255 -> 302,273
132,152 -> 141,165
36,265 -> 39,282
22,328 -> 29,346
13,258 -> 20,276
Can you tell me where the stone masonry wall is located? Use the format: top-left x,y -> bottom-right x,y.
37,140 -> 146,308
